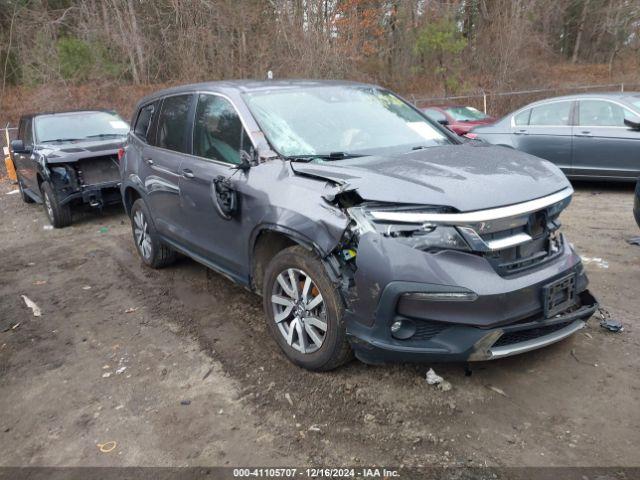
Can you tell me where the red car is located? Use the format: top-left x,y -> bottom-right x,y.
422,105 -> 495,136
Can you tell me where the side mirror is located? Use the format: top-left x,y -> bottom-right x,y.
236,147 -> 258,172
10,139 -> 30,154
624,117 -> 640,130
437,118 -> 449,126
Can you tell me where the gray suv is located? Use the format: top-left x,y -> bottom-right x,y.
121,80 -> 597,371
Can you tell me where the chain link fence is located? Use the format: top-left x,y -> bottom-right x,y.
409,82 -> 640,117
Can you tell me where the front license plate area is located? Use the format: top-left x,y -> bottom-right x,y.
543,274 -> 576,318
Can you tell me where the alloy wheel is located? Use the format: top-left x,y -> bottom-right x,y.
271,268 -> 327,354
133,210 -> 152,260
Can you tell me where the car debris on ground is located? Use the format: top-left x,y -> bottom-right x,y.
598,307 -> 624,333
426,368 -> 443,385
20,295 -> 41,317
600,318 -> 624,333
96,441 -> 117,453
626,236 -> 640,246
426,368 -> 452,391
486,385 -> 508,397
580,256 -> 609,269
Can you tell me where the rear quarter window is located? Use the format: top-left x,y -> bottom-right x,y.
134,103 -> 156,143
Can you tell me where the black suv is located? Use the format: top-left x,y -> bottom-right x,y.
12,110 -> 128,227
121,81 -> 597,371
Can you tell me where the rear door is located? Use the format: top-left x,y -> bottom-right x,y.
512,100 -> 574,174
572,99 -> 640,180
141,94 -> 194,241
178,93 -> 254,280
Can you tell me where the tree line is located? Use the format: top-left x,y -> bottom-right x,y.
1,0 -> 639,101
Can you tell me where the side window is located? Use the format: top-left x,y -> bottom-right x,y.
134,103 -> 155,142
17,118 -> 25,141
18,118 -> 33,145
529,102 -> 572,126
156,94 -> 192,153
193,94 -> 251,165
424,108 -> 447,123
23,119 -> 33,145
579,100 -> 627,127
514,109 -> 530,126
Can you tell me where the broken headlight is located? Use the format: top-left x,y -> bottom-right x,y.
348,206 -> 471,252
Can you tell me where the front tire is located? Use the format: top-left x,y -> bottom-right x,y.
130,199 -> 176,268
41,181 -> 72,228
263,245 -> 352,371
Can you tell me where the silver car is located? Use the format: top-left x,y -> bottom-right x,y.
470,93 -> 640,181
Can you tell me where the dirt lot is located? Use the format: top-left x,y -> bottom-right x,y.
0,176 -> 639,469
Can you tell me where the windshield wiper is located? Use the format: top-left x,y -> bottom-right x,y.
40,138 -> 82,143
287,152 -> 366,162
85,133 -> 126,138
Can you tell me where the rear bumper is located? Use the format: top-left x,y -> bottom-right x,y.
349,290 -> 597,364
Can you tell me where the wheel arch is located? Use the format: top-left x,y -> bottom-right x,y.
123,185 -> 143,217
249,225 -> 324,295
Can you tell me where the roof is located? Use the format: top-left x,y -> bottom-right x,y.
22,109 -> 116,120
527,91 -> 640,105
136,79 -> 378,106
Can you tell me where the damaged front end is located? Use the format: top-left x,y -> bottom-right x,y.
42,151 -> 122,208
323,186 -> 597,364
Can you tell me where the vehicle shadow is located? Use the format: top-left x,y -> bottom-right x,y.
70,202 -> 126,226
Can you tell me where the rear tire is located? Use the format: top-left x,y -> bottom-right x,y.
262,245 -> 352,371
41,181 -> 72,228
130,198 -> 176,268
17,174 -> 34,204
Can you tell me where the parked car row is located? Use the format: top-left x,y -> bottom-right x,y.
423,93 -> 640,182
470,93 -> 640,182
14,81 -> 640,371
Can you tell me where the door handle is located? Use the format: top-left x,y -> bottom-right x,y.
143,157 -> 154,165
182,168 -> 195,179
514,129 -> 528,135
575,131 -> 592,137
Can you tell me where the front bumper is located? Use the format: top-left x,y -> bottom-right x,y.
344,231 -> 598,364
59,181 -> 122,207
348,291 -> 597,364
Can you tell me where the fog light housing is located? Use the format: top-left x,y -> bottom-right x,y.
390,319 -> 417,340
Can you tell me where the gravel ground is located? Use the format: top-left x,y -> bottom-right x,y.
0,177 -> 638,468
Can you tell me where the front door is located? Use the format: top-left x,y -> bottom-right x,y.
14,117 -> 37,191
178,93 -> 254,281
513,100 -> 574,174
572,99 -> 640,180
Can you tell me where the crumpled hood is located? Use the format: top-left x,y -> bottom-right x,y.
290,143 -> 571,212
37,138 -> 124,164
